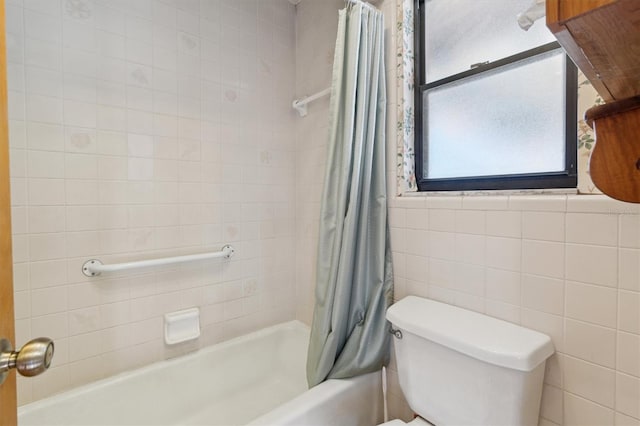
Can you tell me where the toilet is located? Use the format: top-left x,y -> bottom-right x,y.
382,296 -> 555,426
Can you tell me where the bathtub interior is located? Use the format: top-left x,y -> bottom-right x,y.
19,321 -> 310,426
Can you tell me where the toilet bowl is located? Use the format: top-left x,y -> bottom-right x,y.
379,296 -> 554,426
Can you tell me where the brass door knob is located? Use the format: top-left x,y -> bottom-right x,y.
0,337 -> 54,385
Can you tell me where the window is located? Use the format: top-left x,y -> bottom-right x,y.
414,0 -> 577,191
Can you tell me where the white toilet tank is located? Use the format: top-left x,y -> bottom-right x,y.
387,296 -> 554,426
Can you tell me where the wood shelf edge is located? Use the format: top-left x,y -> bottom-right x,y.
585,96 -> 640,128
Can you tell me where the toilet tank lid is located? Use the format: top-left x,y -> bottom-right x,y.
386,296 -> 555,372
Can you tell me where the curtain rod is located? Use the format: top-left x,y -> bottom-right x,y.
346,0 -> 378,10
292,0 -> 380,118
292,87 -> 331,117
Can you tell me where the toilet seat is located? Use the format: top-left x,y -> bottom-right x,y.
378,416 -> 434,426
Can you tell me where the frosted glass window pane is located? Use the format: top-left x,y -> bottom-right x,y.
423,50 -> 566,180
425,0 -> 556,82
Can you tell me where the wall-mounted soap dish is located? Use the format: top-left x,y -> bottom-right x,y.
164,308 -> 200,345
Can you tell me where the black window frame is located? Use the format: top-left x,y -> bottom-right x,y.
414,0 -> 578,192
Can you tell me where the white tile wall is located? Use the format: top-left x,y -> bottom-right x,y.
8,0 -> 297,404
294,0 -> 344,324
388,194 -> 640,426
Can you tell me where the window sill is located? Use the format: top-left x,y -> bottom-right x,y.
391,191 -> 640,214
405,188 -> 578,197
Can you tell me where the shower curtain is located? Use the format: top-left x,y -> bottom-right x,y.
306,2 -> 393,388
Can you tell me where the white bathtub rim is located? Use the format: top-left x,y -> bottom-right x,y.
19,320 -> 310,417
248,370 -> 383,426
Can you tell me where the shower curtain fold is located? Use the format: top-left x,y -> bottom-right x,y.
306,2 -> 393,388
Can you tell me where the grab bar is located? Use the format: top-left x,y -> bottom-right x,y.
82,245 -> 235,277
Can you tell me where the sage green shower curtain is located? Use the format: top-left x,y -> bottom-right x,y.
306,3 -> 393,388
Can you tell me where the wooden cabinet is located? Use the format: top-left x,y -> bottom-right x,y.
547,0 -> 640,202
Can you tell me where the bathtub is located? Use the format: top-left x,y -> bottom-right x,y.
18,321 -> 383,425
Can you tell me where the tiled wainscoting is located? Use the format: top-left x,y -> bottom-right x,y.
386,194 -> 640,426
